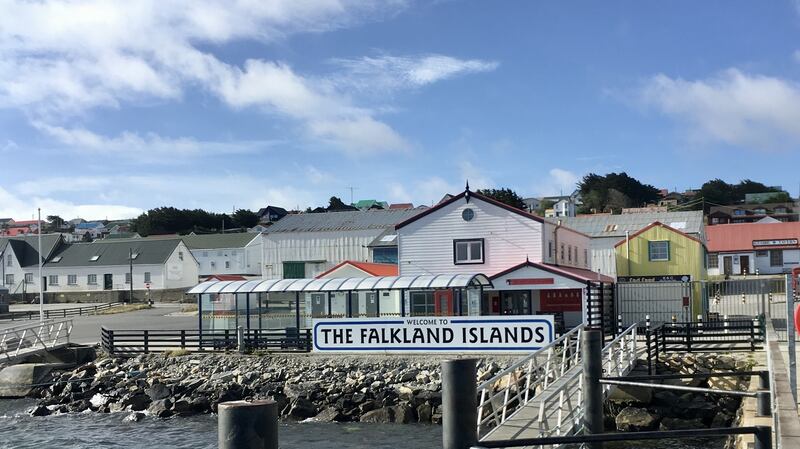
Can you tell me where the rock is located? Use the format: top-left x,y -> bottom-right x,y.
288,398 -> 317,420
122,393 -> 151,412
360,407 -> 394,423
711,355 -> 737,371
681,400 -> 717,421
391,404 -> 415,424
90,393 -> 111,409
711,412 -> 732,428
67,399 -> 92,413
615,407 -> 660,431
607,385 -> 652,405
189,395 -> 211,414
659,417 -> 705,431
29,405 -> 51,417
398,370 -> 419,383
124,412 -> 146,423
307,407 -> 344,423
652,391 -> 680,407
148,399 -> 173,418
416,403 -> 432,423
146,383 -> 171,401
171,399 -> 193,416
210,371 -> 235,383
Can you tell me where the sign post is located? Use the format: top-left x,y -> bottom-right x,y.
312,315 -> 554,353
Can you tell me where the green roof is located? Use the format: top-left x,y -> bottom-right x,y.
45,239 -> 183,267
180,233 -> 258,250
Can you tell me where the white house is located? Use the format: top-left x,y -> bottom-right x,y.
261,208 -> 421,279
181,233 -> 262,278
395,188 -> 606,327
0,234 -> 63,295
545,199 -> 577,218
706,221 -> 800,276
42,238 -> 198,292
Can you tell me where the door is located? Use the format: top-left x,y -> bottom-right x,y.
740,256 -> 750,275
103,274 -> 113,290
434,290 -> 453,316
500,291 -> 531,315
310,293 -> 326,318
723,256 -> 733,276
42,277 -> 47,292
348,292 -> 360,317
365,292 -> 378,317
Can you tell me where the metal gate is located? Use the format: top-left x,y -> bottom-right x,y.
615,281 -> 692,329
586,282 -> 615,340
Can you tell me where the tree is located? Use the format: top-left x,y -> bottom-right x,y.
477,188 -> 526,210
578,172 -> 660,213
46,215 -> 64,231
327,196 -> 355,211
536,199 -> 556,216
130,207 -> 232,236
232,209 -> 259,228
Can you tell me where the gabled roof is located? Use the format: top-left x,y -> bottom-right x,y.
559,210 -> 704,238
181,233 -> 258,250
257,205 -> 288,217
705,221 -> 800,253
44,238 -> 183,267
613,221 -> 705,248
205,274 -> 248,281
490,260 -> 615,284
316,261 -> 399,278
0,234 -> 63,267
367,228 -> 398,248
265,209 -> 421,233
395,189 -> 545,229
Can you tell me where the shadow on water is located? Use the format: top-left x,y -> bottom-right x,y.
0,399 -> 441,449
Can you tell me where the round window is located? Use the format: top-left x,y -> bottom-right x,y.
462,208 -> 475,221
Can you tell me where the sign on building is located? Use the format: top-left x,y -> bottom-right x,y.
312,315 -> 554,353
752,239 -> 799,247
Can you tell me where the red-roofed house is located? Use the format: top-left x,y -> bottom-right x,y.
706,222 -> 800,276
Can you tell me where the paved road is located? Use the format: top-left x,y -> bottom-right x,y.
0,304 -> 198,345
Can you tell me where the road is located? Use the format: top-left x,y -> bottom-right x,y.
0,304 -> 197,345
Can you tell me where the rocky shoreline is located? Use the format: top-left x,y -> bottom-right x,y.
24,353 -> 515,424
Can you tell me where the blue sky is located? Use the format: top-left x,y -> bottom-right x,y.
2,0 -> 800,219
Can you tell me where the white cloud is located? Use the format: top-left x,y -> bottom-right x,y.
532,168 -> 580,197
637,69 -> 800,150
332,54 -> 498,92
0,0 -> 422,154
0,185 -> 142,221
31,123 -> 278,162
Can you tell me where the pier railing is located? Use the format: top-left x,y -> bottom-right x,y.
0,319 -> 72,362
100,327 -> 312,355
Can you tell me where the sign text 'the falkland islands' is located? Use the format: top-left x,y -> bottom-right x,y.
312,315 -> 554,353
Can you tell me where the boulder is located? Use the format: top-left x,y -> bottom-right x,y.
416,403 -> 432,423
607,385 -> 652,405
288,398 -> 317,420
122,393 -> 151,412
29,405 -> 51,417
360,406 -> 394,423
148,399 -> 173,418
398,370 -> 419,383
659,417 -> 705,431
146,383 -> 170,401
171,399 -> 193,416
711,412 -> 732,428
67,399 -> 92,413
189,395 -> 211,414
124,412 -> 146,423
391,404 -> 415,424
615,407 -> 660,431
307,407 -> 345,423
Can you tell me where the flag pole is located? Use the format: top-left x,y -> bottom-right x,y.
38,208 -> 43,322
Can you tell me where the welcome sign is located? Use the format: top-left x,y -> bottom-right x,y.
312,315 -> 554,353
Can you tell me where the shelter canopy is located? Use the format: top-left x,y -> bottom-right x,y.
187,273 -> 493,295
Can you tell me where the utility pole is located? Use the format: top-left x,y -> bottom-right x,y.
346,186 -> 358,206
129,248 -> 133,304
37,208 -> 43,322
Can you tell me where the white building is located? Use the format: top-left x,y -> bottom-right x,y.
0,234 -> 63,295
706,221 -> 800,276
182,233 -> 262,278
261,208 -> 421,279
545,199 -> 577,218
396,188 -> 605,327
42,238 -> 198,292
559,210 -> 705,278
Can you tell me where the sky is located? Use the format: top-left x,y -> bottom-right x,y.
2,0 -> 800,220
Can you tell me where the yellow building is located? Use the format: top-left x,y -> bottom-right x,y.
614,221 -> 708,315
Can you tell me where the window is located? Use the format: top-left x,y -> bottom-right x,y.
202,251 -> 208,257
210,261 -> 216,267
5,274 -> 13,285
411,292 -> 435,316
560,243 -> 565,262
178,251 -> 184,261
603,224 -> 618,232
453,239 -> 484,264
88,274 -> 97,285
567,245 -> 572,262
283,262 -> 306,279
67,274 -> 77,285
711,217 -> 719,224
648,241 -> 670,261
756,250 -> 768,257
225,261 -> 230,269
754,208 -> 766,215
707,253 -> 719,269
548,241 -> 553,259
372,247 -> 398,264
6,255 -> 11,267
733,209 -> 745,216
24,273 -> 33,284
230,250 -> 237,256
48,275 -> 58,286
144,272 -> 151,283
89,255 -> 100,262
584,249 -> 589,267
770,250 -> 784,267
125,273 -> 131,284
217,251 -> 223,257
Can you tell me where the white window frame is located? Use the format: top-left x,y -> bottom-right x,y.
125,273 -> 131,284
648,241 -> 670,262
48,275 -> 59,286
88,274 -> 97,285
67,274 -> 77,285
144,272 -> 151,283
453,239 -> 484,265
5,274 -> 14,285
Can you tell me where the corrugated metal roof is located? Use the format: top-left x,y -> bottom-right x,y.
367,228 -> 398,247
265,209 -> 422,233
558,211 -> 704,238
44,238 -> 182,267
181,233 -> 258,250
706,222 -> 800,253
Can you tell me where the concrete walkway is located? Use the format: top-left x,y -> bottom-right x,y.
9,302 -> 107,312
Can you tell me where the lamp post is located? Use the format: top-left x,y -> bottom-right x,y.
37,208 -> 43,322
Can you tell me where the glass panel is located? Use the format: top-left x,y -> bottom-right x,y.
220,280 -> 249,293
205,281 -> 233,293
251,279 -> 281,292
455,242 -> 468,262
429,274 -> 456,288
340,277 -> 367,290
470,242 -> 482,261
374,276 -> 401,289
283,279 -> 314,292
392,276 -> 420,289
409,275 -> 437,288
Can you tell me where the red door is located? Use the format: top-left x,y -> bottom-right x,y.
434,290 -> 453,316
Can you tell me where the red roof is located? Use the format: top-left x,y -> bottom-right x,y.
316,261 -> 399,278
490,260 -> 615,284
389,203 -> 414,210
10,220 -> 38,226
205,274 -> 247,281
706,222 -> 800,253
613,221 -> 704,248
1,227 -> 31,236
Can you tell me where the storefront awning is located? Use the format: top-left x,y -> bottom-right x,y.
187,273 -> 493,294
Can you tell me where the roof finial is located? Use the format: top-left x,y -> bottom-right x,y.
465,180 -> 470,192
464,180 -> 471,203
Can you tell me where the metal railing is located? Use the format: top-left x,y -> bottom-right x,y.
0,319 -> 73,362
0,302 -> 124,321
100,327 -> 312,354
476,325 -> 584,438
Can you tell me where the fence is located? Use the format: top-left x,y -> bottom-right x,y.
0,319 -> 73,363
0,302 -> 124,321
100,327 -> 312,354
